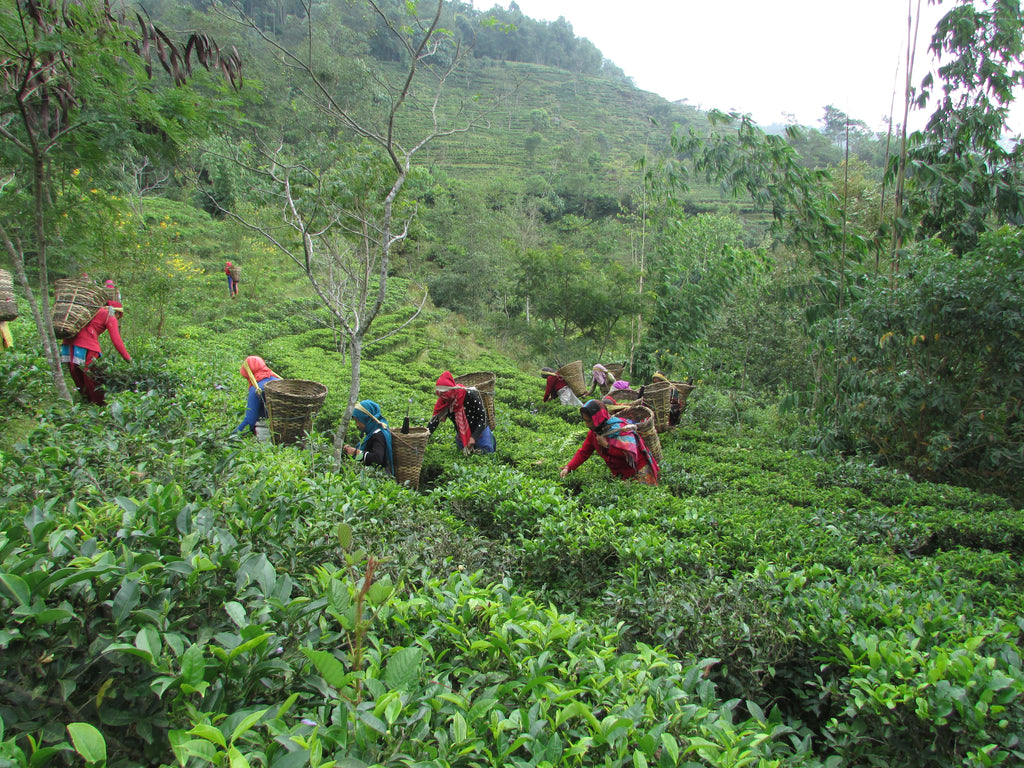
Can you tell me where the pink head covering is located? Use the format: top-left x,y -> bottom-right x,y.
611,379 -> 630,390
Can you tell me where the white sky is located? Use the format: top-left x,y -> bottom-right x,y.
484,0 -> 1024,135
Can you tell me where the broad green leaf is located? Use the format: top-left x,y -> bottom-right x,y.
384,646 -> 422,690
67,722 -> 107,765
224,601 -> 248,628
228,745 -> 250,768
111,577 -> 140,624
0,573 -> 30,605
230,708 -> 268,745
302,648 -> 349,689
188,723 -> 227,749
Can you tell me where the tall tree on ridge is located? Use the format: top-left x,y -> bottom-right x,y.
216,0 -> 495,465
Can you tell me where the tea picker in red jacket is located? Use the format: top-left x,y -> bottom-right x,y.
559,399 -> 658,485
61,300 -> 131,405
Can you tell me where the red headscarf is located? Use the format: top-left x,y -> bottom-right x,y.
241,356 -> 279,387
431,370 -> 467,415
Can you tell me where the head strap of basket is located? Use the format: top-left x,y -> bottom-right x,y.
556,360 -> 586,397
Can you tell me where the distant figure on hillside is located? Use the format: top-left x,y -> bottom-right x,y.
541,366 -> 583,407
235,355 -> 280,435
342,400 -> 395,473
559,399 -> 658,485
427,371 -> 495,455
62,300 -> 131,406
225,261 -> 239,297
103,279 -> 120,303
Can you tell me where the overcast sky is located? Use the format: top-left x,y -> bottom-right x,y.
483,0 -> 1024,135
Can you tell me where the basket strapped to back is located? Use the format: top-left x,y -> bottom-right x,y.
641,380 -> 675,433
556,360 -> 587,397
392,427 -> 430,489
453,371 -> 497,431
52,279 -> 105,339
0,269 -> 17,322
607,403 -> 662,465
263,379 -> 328,445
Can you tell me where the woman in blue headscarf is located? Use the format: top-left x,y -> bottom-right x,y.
342,400 -> 394,474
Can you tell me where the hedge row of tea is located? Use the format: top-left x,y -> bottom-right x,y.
1,295 -> 1023,767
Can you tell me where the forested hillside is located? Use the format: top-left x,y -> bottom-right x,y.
2,0 -> 1024,765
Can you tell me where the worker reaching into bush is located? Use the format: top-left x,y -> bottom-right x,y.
342,400 -> 395,473
559,399 -> 658,484
61,300 -> 131,405
541,366 -> 583,407
427,371 -> 495,454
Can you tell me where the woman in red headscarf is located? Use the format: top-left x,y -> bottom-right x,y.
559,399 -> 658,484
61,300 -> 131,405
427,371 -> 495,454
235,355 -> 280,434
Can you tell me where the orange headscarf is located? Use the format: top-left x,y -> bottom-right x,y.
241,356 -> 280,388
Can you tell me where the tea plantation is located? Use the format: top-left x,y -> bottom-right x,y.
1,286 -> 1023,767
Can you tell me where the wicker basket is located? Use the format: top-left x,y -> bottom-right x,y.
608,403 -> 662,465
263,379 -> 328,445
392,427 -> 430,489
453,371 -> 496,430
641,380 -> 675,433
672,381 -> 697,417
557,360 -> 587,397
52,279 -> 105,339
608,387 -> 640,403
0,269 -> 17,322
228,265 -> 241,281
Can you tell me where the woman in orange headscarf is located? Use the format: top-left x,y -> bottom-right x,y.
427,371 -> 495,454
235,355 -> 280,434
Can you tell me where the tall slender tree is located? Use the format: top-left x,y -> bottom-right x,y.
216,0 -> 495,464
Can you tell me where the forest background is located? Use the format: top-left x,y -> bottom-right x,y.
2,0 -> 1024,766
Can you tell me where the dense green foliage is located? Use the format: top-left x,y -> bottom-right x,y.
2,0 -> 1024,764
2,293 -> 1024,766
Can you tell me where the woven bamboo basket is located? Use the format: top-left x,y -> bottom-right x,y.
673,381 -> 697,416
0,269 -> 17,322
52,279 -> 105,339
392,427 -> 430,489
228,265 -> 241,281
263,379 -> 328,445
557,360 -> 587,397
608,387 -> 640,403
608,403 -> 662,465
641,380 -> 675,433
453,371 -> 496,430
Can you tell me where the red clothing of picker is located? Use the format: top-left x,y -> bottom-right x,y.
63,301 -> 131,405
561,400 -> 658,484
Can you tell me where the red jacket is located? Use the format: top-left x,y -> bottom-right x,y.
565,429 -> 652,479
543,374 -> 568,402
69,307 -> 131,361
